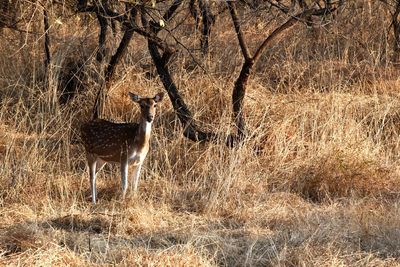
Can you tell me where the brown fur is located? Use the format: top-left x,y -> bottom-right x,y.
81,119 -> 140,162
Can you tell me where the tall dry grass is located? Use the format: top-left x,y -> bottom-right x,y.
1,1 -> 400,266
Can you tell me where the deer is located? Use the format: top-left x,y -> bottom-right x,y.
80,92 -> 164,204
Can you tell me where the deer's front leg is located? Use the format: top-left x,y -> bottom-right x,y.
131,164 -> 142,194
121,159 -> 129,199
86,153 -> 98,205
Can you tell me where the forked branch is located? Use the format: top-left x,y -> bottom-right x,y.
227,1 -> 320,142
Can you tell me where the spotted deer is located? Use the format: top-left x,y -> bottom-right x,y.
81,92 -> 164,204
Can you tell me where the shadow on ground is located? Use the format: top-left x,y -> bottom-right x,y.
2,204 -> 400,266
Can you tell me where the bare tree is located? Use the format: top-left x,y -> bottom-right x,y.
226,0 -> 341,143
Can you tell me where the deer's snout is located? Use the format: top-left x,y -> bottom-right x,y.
146,114 -> 154,122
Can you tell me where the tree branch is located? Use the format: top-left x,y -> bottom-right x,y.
227,1 -> 252,61
252,9 -> 314,62
43,7 -> 51,70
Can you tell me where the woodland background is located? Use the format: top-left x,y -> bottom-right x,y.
2,0 -> 400,266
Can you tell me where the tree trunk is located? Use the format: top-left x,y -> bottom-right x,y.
147,40 -> 216,142
104,25 -> 135,83
141,6 -> 217,142
232,60 -> 253,140
96,13 -> 108,62
228,1 -> 315,142
392,1 -> 400,62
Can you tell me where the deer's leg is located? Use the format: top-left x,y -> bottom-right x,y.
131,164 -> 142,194
121,159 -> 129,199
87,153 -> 98,205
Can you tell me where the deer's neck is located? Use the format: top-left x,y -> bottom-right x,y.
135,117 -> 152,150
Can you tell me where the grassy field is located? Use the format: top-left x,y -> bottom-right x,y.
1,1 -> 400,266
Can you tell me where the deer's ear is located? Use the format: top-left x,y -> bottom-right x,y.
154,92 -> 164,102
129,92 -> 141,102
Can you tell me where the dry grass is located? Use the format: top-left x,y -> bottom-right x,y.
2,1 -> 400,266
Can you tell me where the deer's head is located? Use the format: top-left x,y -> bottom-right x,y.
129,92 -> 164,123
